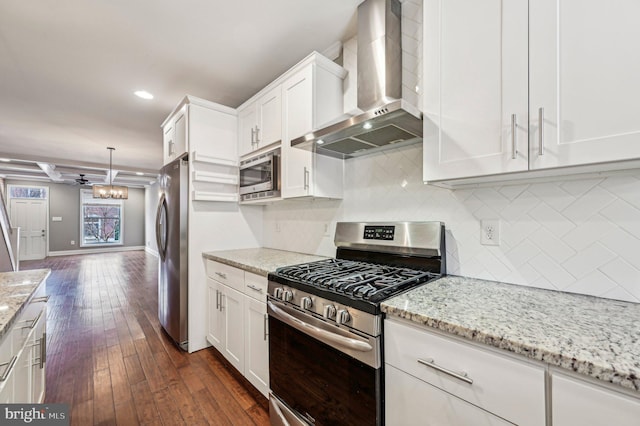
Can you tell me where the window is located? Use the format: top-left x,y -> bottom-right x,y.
80,190 -> 123,246
8,185 -> 48,199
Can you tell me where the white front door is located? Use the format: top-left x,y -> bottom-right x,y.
10,198 -> 47,260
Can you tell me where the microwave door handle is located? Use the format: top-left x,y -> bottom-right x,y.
267,301 -> 372,352
240,154 -> 272,170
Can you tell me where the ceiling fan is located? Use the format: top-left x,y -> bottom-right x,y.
74,174 -> 91,185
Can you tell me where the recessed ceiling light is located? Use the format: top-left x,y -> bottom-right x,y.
136,172 -> 144,176
0,158 -> 10,162
134,90 -> 154,100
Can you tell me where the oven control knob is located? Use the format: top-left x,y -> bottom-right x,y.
273,287 -> 283,299
323,304 -> 337,320
282,290 -> 293,302
336,309 -> 351,325
300,297 -> 313,310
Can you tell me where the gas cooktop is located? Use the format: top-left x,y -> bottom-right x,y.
272,258 -> 439,303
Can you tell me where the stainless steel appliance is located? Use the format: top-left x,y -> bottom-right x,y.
239,148 -> 280,201
291,0 -> 423,159
156,154 -> 189,350
267,222 -> 446,425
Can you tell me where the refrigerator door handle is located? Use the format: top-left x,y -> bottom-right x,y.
156,193 -> 167,261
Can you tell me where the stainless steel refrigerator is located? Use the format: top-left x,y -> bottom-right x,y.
156,154 -> 188,350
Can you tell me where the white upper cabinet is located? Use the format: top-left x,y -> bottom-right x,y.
163,109 -> 187,165
238,86 -> 283,157
424,0 -> 640,184
281,54 -> 346,199
423,0 -> 529,182
529,0 -> 640,169
163,96 -> 239,202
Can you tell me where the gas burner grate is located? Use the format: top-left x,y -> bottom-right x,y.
275,259 -> 438,302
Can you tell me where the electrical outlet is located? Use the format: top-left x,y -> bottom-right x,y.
323,223 -> 330,237
70,240 -> 75,246
480,219 -> 500,246
275,222 -> 281,233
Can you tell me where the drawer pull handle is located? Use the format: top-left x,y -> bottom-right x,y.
247,284 -> 263,293
0,356 -> 17,382
32,296 -> 50,303
215,272 -> 227,280
18,309 -> 44,329
417,358 -> 474,385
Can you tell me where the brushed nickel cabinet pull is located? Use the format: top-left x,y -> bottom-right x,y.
511,114 -> 517,160
303,167 -> 309,190
41,332 -> 47,368
32,296 -> 50,303
247,284 -> 263,293
417,358 -> 474,385
0,356 -> 17,382
263,313 -> 268,341
215,272 -> 227,280
538,107 -> 545,156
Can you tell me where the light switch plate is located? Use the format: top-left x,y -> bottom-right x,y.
52,216 -> 62,222
481,219 -> 500,246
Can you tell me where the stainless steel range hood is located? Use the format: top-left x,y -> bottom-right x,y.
291,0 -> 422,159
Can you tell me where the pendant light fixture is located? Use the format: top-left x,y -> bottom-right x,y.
93,147 -> 128,199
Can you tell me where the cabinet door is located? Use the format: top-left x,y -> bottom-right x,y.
30,307 -> 46,403
238,103 -> 258,157
257,86 -> 282,148
221,286 -> 244,373
206,278 -> 224,352
386,364 -> 512,426
173,112 -> 187,160
163,120 -> 175,165
423,0 -> 529,182
530,0 -> 640,169
244,298 -> 269,397
282,65 -> 314,198
552,373 -> 640,426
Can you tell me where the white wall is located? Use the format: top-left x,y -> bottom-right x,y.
263,143 -> 640,304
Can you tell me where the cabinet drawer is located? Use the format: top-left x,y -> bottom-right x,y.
205,261 -> 243,292
385,319 -> 545,426
244,272 -> 267,301
552,372 -> 640,426
386,364 -> 512,426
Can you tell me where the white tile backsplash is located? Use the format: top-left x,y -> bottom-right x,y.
263,143 -> 640,303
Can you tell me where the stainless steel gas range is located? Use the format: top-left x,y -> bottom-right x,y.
267,222 -> 446,426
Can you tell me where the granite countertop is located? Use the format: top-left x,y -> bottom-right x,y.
0,269 -> 50,340
382,275 -> 640,392
202,248 -> 328,276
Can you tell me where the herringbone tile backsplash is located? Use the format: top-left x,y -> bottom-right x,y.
264,143 -> 640,303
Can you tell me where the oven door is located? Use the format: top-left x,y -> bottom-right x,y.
239,152 -> 276,195
267,299 -> 382,426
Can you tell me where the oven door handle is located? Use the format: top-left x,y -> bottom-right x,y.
267,301 -> 373,352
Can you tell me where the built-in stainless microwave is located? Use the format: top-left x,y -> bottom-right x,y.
239,148 -> 281,201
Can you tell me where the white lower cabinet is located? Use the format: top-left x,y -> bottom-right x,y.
206,261 -> 269,397
385,319 -> 545,426
0,281 -> 47,403
244,297 -> 268,397
552,371 -> 640,426
386,364 -> 511,426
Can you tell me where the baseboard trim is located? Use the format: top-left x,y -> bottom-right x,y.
48,246 -> 146,257
145,247 -> 159,257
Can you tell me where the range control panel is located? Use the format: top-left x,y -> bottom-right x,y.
363,225 -> 395,240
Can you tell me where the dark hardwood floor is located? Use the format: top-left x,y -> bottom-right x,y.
21,251 -> 269,426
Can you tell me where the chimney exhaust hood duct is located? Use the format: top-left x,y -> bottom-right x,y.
291,0 -> 422,159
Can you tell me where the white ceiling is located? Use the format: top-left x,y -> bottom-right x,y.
0,0 -> 362,185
